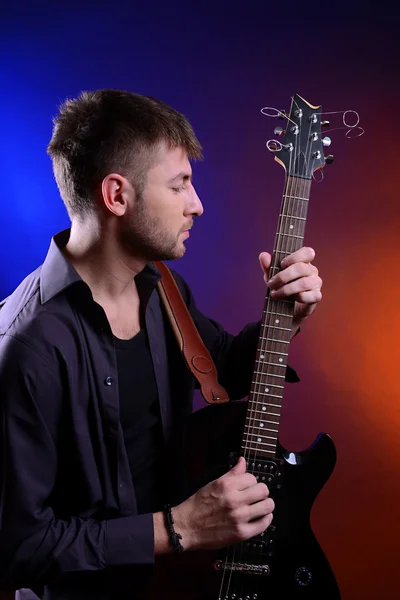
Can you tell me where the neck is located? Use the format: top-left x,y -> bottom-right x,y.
63,218 -> 147,303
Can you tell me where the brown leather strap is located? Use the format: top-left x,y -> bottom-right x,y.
154,261 -> 229,405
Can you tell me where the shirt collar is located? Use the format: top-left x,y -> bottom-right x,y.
40,229 -> 162,305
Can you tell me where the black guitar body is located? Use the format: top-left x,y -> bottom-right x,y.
177,401 -> 341,600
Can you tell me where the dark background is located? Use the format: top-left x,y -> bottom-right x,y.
1,1 -> 399,597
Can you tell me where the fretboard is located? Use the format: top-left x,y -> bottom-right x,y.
241,175 -> 312,460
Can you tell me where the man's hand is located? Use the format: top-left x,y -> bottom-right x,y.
170,456 -> 274,552
259,246 -> 322,338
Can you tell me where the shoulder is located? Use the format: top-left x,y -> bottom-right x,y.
0,266 -> 76,367
0,266 -> 42,334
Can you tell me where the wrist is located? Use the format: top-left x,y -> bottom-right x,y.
164,504 -> 185,554
171,503 -> 195,552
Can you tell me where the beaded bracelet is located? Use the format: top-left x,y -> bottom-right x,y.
164,504 -> 184,554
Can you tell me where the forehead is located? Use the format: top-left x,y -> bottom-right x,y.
148,143 -> 191,181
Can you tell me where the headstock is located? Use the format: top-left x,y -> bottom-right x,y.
267,94 -> 330,180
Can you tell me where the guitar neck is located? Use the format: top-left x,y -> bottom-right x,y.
242,175 -> 312,460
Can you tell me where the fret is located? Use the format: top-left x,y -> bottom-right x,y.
263,311 -> 291,320
252,382 -> 284,388
253,370 -> 286,379
241,447 -> 276,457
257,350 -> 288,358
242,438 -> 277,448
248,405 -> 280,414
244,433 -> 278,443
274,250 -> 291,255
246,421 -> 279,429
250,429 -> 277,437
246,394 -> 282,410
275,232 -> 304,239
259,336 -> 290,344
250,407 -> 280,425
244,424 -> 279,434
245,410 -> 280,420
245,418 -> 279,433
251,392 -> 282,402
283,194 -> 309,201
279,214 -> 306,220
245,421 -> 279,433
263,325 -> 292,332
255,360 -> 286,368
261,321 -> 292,329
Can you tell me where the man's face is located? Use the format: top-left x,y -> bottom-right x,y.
120,143 -> 203,261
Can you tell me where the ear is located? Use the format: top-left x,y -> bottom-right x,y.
101,173 -> 134,217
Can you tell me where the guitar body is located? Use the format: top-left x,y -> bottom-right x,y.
143,402 -> 340,600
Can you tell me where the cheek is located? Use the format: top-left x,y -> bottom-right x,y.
142,187 -> 184,227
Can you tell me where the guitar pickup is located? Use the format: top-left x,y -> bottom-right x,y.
229,453 -> 284,490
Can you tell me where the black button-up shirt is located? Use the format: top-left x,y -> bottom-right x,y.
0,230 -> 299,598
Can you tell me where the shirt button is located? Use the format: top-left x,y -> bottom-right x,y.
104,376 -> 113,386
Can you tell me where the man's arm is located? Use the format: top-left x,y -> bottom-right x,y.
0,335 -> 156,590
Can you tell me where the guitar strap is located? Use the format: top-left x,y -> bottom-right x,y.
154,261 -> 230,405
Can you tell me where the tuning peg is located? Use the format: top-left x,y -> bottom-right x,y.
278,110 -> 287,120
321,120 -> 330,128
325,154 -> 335,164
274,126 -> 285,136
322,136 -> 332,147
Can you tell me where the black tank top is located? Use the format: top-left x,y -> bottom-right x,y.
115,329 -> 165,513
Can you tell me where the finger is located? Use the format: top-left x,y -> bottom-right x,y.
269,275 -> 322,299
233,472 -> 259,491
245,513 -> 274,539
225,455 -> 246,477
294,289 -> 323,306
268,262 -> 318,289
280,246 -> 315,269
259,252 -> 272,281
241,482 -> 270,505
246,497 -> 275,522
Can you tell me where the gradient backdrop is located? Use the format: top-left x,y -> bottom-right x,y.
1,1 -> 399,598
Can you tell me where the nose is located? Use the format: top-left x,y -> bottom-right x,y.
186,184 -> 204,218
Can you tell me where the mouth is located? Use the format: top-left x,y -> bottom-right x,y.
181,224 -> 192,235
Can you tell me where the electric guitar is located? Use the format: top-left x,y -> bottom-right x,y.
146,94 -> 341,600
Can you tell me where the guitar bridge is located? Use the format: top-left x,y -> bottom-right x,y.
213,559 -> 270,577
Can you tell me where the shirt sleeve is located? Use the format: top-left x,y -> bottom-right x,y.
170,271 -> 300,401
0,335 -> 154,591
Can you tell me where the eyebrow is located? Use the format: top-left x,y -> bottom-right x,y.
168,171 -> 193,183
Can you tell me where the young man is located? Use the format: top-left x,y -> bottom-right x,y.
0,90 -> 322,599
